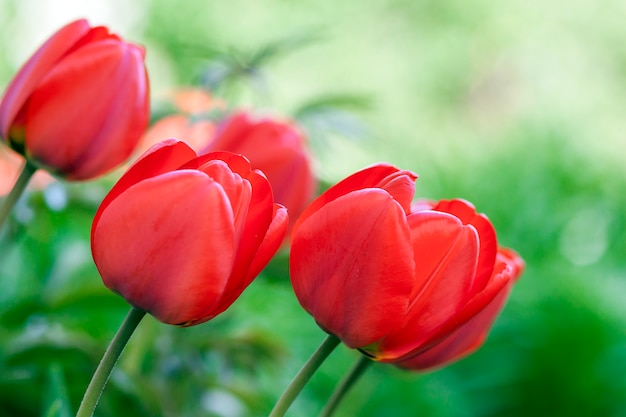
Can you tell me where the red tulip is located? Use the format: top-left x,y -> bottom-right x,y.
0,19 -> 149,180
204,111 -> 316,232
91,139 -> 288,326
290,164 -> 524,370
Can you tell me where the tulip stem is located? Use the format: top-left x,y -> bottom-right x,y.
0,159 -> 37,232
76,307 -> 146,417
319,355 -> 372,417
268,334 -> 340,417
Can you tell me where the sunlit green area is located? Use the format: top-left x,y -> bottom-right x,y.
1,1 -> 625,416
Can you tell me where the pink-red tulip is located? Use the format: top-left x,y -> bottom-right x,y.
91,139 -> 288,326
204,111 -> 317,233
290,164 -> 524,370
135,88 -> 224,155
0,19 -> 149,180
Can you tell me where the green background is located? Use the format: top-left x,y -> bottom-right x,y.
1,1 -> 625,416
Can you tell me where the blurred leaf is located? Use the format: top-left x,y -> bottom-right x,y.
293,94 -> 373,156
294,94 -> 373,116
41,363 -> 72,417
197,30 -> 320,101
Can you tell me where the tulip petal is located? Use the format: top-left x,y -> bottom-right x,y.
25,40 -> 148,179
198,159 -> 253,250
213,203 -> 288,317
244,204 -> 288,282
67,26 -> 119,53
371,210 -> 480,359
228,169 -> 274,282
292,164 -> 417,233
0,19 -> 90,138
207,112 -> 252,151
92,170 -> 236,325
433,199 -> 497,293
91,139 -> 197,239
192,151 -> 252,176
393,275 -> 514,371
392,246 -> 522,363
290,189 -> 415,348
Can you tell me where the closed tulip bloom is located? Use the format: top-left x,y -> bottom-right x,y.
204,111 -> 316,232
0,19 -> 149,180
290,164 -> 524,370
91,139 -> 288,326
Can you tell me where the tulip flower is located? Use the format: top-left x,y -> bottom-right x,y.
0,18 -> 149,180
204,111 -> 316,232
91,139 -> 288,326
290,164 -> 524,371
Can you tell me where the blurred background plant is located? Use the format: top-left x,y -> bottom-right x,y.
1,0 -> 625,416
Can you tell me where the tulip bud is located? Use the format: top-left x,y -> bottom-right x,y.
91,139 -> 288,326
0,19 -> 149,180
290,164 -> 524,370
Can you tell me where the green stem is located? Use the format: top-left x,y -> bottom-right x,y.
269,334 -> 340,417
76,307 -> 146,417
319,355 -> 372,417
0,159 -> 37,232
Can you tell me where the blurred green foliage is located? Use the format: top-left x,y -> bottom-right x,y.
1,0 -> 626,416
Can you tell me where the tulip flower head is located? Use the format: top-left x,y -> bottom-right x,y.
290,164 -> 524,371
91,139 -> 288,326
0,19 -> 149,180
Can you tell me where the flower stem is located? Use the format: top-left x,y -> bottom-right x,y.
319,355 -> 372,417
268,334 -> 340,417
76,307 -> 146,417
0,159 -> 37,231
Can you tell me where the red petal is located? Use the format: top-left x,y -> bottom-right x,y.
197,159 -> 252,241
91,139 -> 197,242
244,203 -> 289,282
393,275 -> 514,370
202,111 -> 253,153
293,164 -> 417,236
227,169 -> 274,284
202,151 -> 253,176
0,19 -> 90,137
66,25 -> 116,53
433,199 -> 497,293
202,111 -> 252,153
25,40 -> 148,179
497,247 -> 525,282
213,203 -> 288,317
371,210 -> 480,360
92,170 -> 236,325
393,249 -> 519,362
182,151 -> 275,282
290,189 -> 415,348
